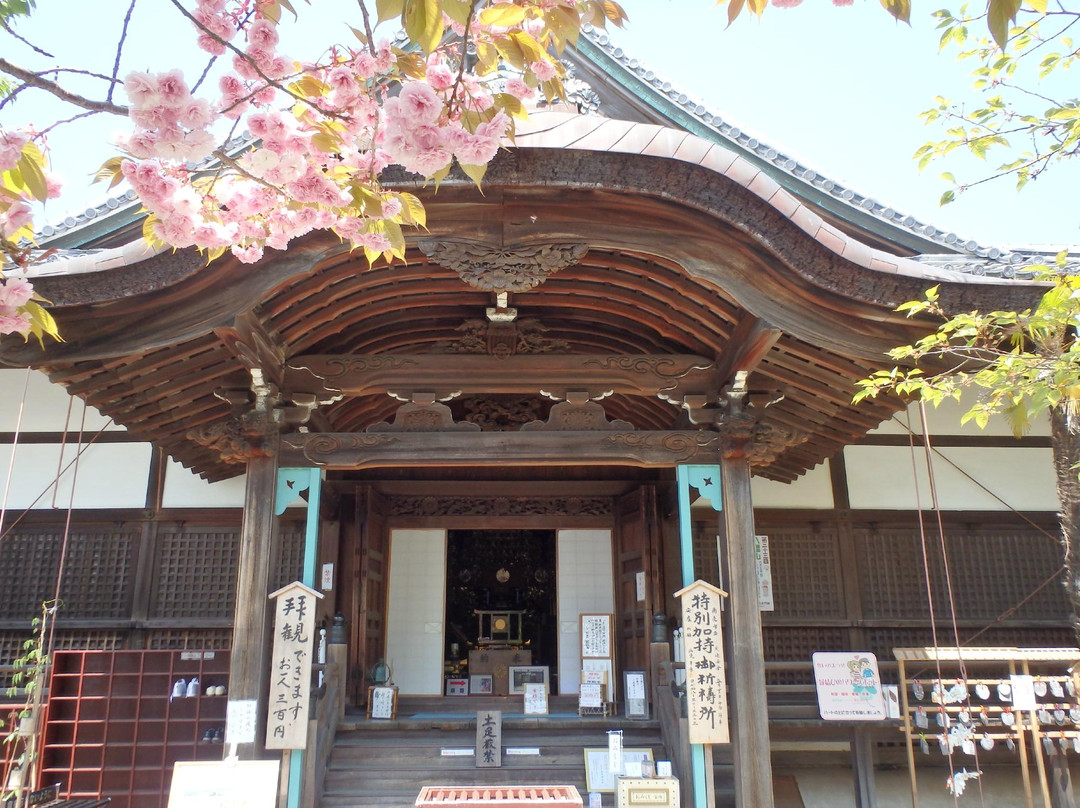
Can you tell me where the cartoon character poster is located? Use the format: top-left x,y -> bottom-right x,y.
812,651 -> 887,721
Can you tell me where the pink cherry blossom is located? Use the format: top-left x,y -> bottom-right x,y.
530,60 -> 556,82
505,77 -> 535,101
0,201 -> 33,237
427,63 -> 455,91
0,129 -> 29,171
0,277 -> 34,308
0,311 -> 33,336
155,70 -> 190,106
247,19 -> 279,51
232,243 -> 264,263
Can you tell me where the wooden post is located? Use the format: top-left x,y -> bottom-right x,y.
851,727 -> 877,808
721,452 -> 774,808
228,447 -> 280,760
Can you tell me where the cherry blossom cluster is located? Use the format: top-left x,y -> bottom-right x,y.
111,0 -> 548,264
1,128 -> 61,336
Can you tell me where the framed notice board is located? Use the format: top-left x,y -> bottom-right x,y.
580,613 -> 613,658
367,685 -> 398,719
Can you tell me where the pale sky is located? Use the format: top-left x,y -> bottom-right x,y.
2,0 -> 1074,249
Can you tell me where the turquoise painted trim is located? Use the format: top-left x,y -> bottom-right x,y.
276,468 -> 323,808
288,751 -> 303,808
676,464 -> 721,808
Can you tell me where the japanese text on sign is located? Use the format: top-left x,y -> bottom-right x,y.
475,710 -> 502,768
266,582 -> 322,749
580,614 -> 612,659
677,580 -> 730,744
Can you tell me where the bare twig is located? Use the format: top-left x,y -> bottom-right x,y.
0,59 -> 128,115
0,17 -> 54,59
108,0 -> 140,102
36,110 -> 102,139
357,0 -> 376,56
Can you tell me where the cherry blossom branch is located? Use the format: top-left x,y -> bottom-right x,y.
107,0 -> 139,103
0,17 -> 54,58
0,58 -> 128,115
165,0 -> 340,120
447,2 -> 478,118
356,0 -> 376,56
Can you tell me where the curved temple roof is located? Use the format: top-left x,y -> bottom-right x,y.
0,106 -> 1049,483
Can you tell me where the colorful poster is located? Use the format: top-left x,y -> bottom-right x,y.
812,651 -> 886,720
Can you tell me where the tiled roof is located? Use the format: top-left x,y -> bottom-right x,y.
578,28 -> 1077,275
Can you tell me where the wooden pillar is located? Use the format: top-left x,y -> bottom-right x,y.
721,452 -> 774,808
228,447 -> 280,759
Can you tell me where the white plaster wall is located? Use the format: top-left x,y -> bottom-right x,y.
844,445 -> 1058,511
0,442 -> 151,509
788,765 -> 1071,808
868,396 -> 1051,437
384,529 -> 446,695
556,529 -> 614,695
0,369 -> 121,432
160,458 -> 247,508
751,461 -> 834,509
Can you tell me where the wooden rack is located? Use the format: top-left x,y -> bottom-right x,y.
41,649 -> 230,808
895,647 -> 1080,808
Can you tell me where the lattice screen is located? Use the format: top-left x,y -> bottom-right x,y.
146,629 -> 233,650
0,527 -> 136,619
691,522 -> 721,588
153,526 -> 240,619
763,626 -> 847,684
152,523 -> 305,620
762,527 -> 845,619
857,526 -> 1068,622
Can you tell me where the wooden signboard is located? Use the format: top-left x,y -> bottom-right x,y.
580,613 -> 613,658
475,710 -> 502,768
168,760 -> 279,808
265,581 -> 323,750
367,685 -> 398,719
675,579 -> 730,744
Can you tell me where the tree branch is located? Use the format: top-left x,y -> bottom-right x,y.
0,58 -> 128,116
108,0 -> 140,103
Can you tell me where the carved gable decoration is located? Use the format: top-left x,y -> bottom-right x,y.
521,399 -> 633,432
188,411 -> 279,465
419,240 -> 589,292
460,396 -> 548,431
367,401 -> 481,433
430,318 -> 569,357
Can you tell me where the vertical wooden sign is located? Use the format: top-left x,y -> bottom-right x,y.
475,710 -> 502,768
675,580 -> 729,744
266,581 -> 324,750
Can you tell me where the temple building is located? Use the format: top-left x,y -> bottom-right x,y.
0,30 -> 1075,808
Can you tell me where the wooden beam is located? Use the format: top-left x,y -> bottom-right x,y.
279,429 -> 720,469
284,354 -> 720,399
714,314 -> 782,387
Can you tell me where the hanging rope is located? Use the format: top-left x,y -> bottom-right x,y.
902,407 -> 963,807
0,367 -> 31,535
916,401 -> 988,808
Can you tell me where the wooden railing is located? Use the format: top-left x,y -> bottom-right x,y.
650,645 -> 691,808
300,644 -> 346,808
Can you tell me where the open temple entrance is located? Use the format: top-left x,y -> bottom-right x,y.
444,529 -> 558,695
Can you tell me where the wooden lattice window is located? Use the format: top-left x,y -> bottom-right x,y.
857,527 -> 1067,622
146,629 -> 233,650
153,526 -> 239,619
762,527 -> 845,619
0,527 -> 136,619
763,626 -> 847,685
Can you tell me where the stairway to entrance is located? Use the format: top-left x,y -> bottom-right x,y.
320,696 -> 666,808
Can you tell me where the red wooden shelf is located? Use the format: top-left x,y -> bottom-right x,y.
42,649 -> 230,808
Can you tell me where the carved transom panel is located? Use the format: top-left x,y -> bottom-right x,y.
388,495 -> 613,518
430,318 -> 569,357
419,240 -> 589,292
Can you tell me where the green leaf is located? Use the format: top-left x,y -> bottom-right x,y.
442,0 -> 471,25
403,0 -> 443,54
879,0 -> 911,24
939,189 -> 956,206
987,0 -> 1021,48
479,3 -> 527,27
459,161 -> 487,190
376,0 -> 406,23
